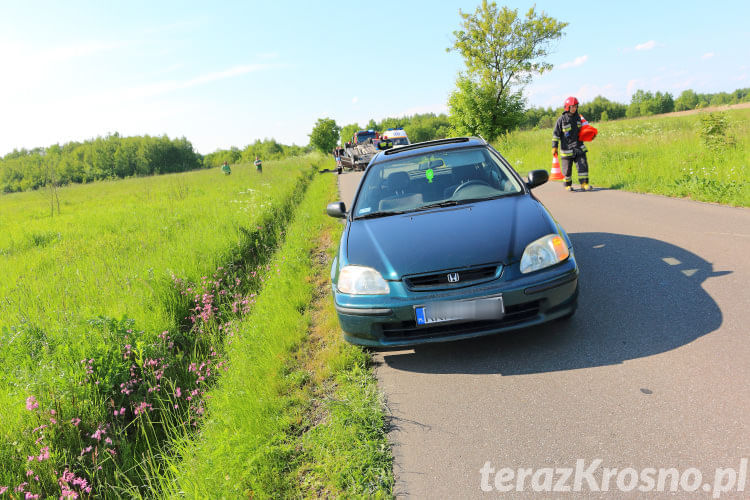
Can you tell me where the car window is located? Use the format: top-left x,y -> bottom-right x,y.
355,132 -> 377,144
353,147 -> 523,218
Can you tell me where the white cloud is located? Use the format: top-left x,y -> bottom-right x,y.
627,79 -> 641,95
701,52 -> 715,60
635,40 -> 657,51
118,64 -> 279,99
352,96 -> 359,104
558,55 -> 588,69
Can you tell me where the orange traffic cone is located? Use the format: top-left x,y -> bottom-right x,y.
550,153 -> 564,180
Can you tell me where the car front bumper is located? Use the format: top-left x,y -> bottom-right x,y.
333,259 -> 579,347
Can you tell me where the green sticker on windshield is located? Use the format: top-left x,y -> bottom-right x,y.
426,168 -> 434,183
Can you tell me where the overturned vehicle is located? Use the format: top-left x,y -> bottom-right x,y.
341,130 -> 380,171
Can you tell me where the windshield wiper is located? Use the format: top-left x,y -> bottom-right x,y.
354,210 -> 408,220
413,200 -> 460,211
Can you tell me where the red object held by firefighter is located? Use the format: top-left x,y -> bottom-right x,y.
578,113 -> 598,142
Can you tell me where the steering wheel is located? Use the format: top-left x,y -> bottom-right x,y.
452,180 -> 492,197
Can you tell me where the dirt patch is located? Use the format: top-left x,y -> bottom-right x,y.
665,101 -> 750,118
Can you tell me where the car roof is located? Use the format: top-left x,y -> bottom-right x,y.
371,137 -> 487,164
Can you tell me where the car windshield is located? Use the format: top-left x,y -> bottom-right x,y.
355,132 -> 377,143
390,137 -> 409,145
352,146 -> 523,219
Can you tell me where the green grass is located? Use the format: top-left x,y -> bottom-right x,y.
0,156 -> 324,496
495,108 -> 750,206
166,170 -> 393,498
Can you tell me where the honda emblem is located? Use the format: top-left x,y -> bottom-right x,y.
447,272 -> 460,283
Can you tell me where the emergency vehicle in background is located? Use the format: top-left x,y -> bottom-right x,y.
380,128 -> 410,146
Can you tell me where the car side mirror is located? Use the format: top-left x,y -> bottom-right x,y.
326,201 -> 347,218
526,169 -> 549,189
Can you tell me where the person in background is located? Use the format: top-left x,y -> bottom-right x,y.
334,146 -> 343,174
254,155 -> 262,173
221,160 -> 231,175
552,96 -> 591,191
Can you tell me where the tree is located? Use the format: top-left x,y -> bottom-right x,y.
339,123 -> 360,146
308,118 -> 341,154
447,1 -> 567,140
578,96 -> 627,122
675,89 -> 699,111
628,90 -> 674,117
448,77 -> 524,138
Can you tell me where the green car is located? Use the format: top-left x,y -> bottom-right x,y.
326,137 -> 578,347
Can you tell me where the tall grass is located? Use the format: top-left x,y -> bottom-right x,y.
0,155 -> 323,496
166,171 -> 392,498
495,108 -> 750,206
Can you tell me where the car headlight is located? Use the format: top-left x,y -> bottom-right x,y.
337,266 -> 390,294
520,234 -> 570,274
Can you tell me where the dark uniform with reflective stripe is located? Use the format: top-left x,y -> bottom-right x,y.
552,112 -> 589,188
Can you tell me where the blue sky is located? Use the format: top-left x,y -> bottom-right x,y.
1,0 -> 748,156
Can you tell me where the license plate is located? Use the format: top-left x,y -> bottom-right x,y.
415,296 -> 504,325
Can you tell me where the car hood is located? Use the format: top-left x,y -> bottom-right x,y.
346,195 -> 557,279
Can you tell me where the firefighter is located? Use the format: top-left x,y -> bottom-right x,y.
552,96 -> 591,191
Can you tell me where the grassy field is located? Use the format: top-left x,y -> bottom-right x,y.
166,171 -> 392,498
495,107 -> 750,206
0,156 -> 322,496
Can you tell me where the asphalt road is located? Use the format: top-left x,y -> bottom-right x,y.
335,170 -> 750,498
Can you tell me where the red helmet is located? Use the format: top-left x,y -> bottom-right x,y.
564,96 -> 579,111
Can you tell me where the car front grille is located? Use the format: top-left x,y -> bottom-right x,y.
380,300 -> 541,340
404,265 -> 499,291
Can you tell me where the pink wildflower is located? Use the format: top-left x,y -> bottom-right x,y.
0,486 -> 7,494
25,396 -> 39,411
175,387 -> 182,398
91,427 -> 105,441
70,418 -> 81,427
25,492 -> 39,499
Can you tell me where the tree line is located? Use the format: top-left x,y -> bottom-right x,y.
1,135 -> 310,194
1,134 -> 202,194
202,139 -> 309,169
520,87 -> 750,130
339,113 -> 452,147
